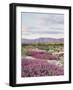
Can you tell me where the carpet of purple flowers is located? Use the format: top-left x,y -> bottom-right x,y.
27,49 -> 59,60
21,49 -> 64,77
21,59 -> 64,77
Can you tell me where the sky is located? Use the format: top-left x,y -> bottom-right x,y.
21,12 -> 64,39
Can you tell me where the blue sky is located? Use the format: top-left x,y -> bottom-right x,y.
21,12 -> 64,39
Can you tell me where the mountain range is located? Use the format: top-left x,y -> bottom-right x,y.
21,38 -> 64,44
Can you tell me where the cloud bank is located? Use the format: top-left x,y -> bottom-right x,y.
21,12 -> 64,39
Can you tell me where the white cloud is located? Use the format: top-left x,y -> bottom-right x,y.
22,33 -> 64,39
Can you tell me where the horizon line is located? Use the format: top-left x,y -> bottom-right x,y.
21,37 -> 64,40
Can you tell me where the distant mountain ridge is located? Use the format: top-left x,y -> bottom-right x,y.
22,38 -> 64,44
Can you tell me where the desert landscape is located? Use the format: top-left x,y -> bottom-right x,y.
21,12 -> 64,77
21,38 -> 64,77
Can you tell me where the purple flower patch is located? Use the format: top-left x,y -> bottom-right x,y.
21,59 -> 64,77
